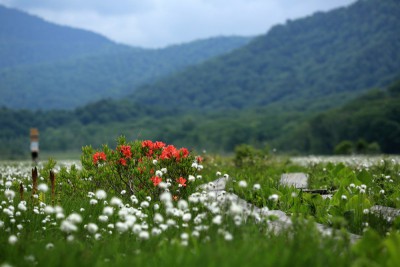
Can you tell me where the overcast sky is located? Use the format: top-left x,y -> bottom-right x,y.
0,0 -> 356,48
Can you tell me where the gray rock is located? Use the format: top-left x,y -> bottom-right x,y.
370,205 -> 400,221
280,173 -> 309,189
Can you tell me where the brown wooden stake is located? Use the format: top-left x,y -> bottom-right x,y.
50,170 -> 56,205
19,183 -> 24,201
32,167 -> 38,197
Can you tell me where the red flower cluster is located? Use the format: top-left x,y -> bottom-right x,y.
118,145 -> 132,159
160,145 -> 189,161
93,152 -> 106,165
151,176 -> 162,186
117,145 -> 132,166
176,177 -> 187,187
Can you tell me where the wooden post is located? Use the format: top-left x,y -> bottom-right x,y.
50,170 -> 56,205
19,183 -> 24,201
30,128 -> 39,163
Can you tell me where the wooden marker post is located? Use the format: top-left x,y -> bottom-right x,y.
30,128 -> 39,162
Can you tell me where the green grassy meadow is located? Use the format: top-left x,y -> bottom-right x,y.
1,153 -> 400,267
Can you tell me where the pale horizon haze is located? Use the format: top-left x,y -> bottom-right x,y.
0,0 -> 356,48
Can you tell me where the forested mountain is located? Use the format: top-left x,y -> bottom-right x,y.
0,5 -> 252,109
131,0 -> 400,111
0,5 -> 118,68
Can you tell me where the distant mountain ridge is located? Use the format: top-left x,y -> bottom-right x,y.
0,4 -> 252,109
130,0 -> 400,111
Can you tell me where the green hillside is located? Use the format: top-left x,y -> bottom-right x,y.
1,80 -> 399,159
278,79 -> 400,154
131,0 -> 400,111
0,4 -> 251,109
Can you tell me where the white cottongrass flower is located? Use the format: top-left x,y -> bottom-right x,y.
89,199 -> 98,205
154,213 -> 164,224
216,171 -> 222,176
115,222 -> 129,233
212,215 -> 222,225
8,235 -> 18,245
341,195 -> 347,200
60,220 -> 78,233
182,213 -> 192,222
360,184 -> 367,190
197,165 -> 203,171
4,190 -> 15,200
155,170 -> 163,177
181,232 -> 189,240
233,215 -> 242,226
153,159 -> 158,165
0,220 -> 4,228
224,232 -> 233,241
153,204 -> 160,210
192,230 -> 200,238
38,183 -> 48,192
223,174 -> 229,179
67,213 -> 82,224
188,175 -> 195,182
86,223 -> 99,234
130,195 -> 139,204
110,197 -> 123,207
5,181 -> 12,189
229,202 -> 243,215
269,194 -> 279,201
238,180 -> 248,188
379,189 -> 385,194
160,192 -> 172,203
151,227 -> 162,236
178,200 -> 189,211
95,189 -> 107,200
161,168 -> 167,174
98,215 -> 109,223
121,190 -> 126,195
103,206 -> 114,216
18,201 -> 27,211
191,162 -> 198,169
46,243 -> 54,250
253,184 -> 261,190
44,206 -> 55,214
140,201 -> 150,208
139,231 -> 150,240
363,209 -> 370,215
146,196 -> 152,202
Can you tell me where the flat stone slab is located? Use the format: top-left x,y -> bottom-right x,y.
198,176 -> 359,242
280,173 -> 309,189
370,205 -> 400,221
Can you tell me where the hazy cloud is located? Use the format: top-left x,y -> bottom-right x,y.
0,0 -> 356,48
